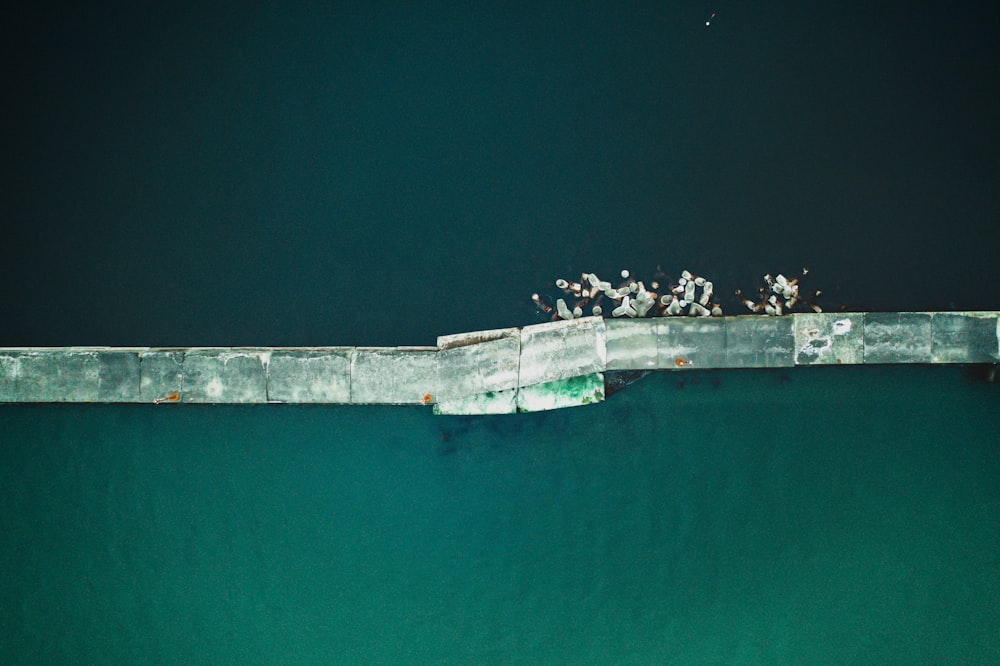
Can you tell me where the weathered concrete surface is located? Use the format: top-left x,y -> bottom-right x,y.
437,327 -> 519,351
14,350 -> 100,402
929,312 -> 999,363
656,318 -> 728,369
794,313 -> 865,365
351,347 -> 439,405
1,311 -> 996,410
0,348 -> 144,402
182,349 -> 268,404
725,316 -> 795,368
139,350 -> 185,402
0,352 -> 17,402
98,350 -> 143,402
434,324 -> 608,414
434,328 -> 520,402
518,317 -> 606,386
605,320 -> 657,370
267,349 -> 353,403
864,312 -> 933,364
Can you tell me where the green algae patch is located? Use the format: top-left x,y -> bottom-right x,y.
516,373 -> 605,413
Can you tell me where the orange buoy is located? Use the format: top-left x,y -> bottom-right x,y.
675,357 -> 692,367
421,393 -> 433,404
153,392 -> 181,404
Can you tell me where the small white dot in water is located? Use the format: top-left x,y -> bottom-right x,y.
621,269 -> 630,279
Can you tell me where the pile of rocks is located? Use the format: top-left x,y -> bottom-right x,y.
735,269 -> 823,315
532,269 -> 723,321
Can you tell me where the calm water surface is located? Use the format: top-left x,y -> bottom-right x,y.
2,367 -> 998,663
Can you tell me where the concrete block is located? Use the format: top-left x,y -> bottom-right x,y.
266,349 -> 353,403
0,352 -> 20,402
518,317 -> 606,386
725,316 -> 794,368
351,347 -> 440,404
18,350 -> 100,402
97,350 -> 143,402
605,319 -> 657,370
437,326 -> 519,350
793,313 -> 864,365
182,350 -> 268,404
434,334 -> 520,400
864,312 -> 932,363
931,312 -> 1000,363
656,318 -> 728,369
140,350 -> 185,402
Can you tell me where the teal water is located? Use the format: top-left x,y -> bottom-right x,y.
2,367 -> 998,663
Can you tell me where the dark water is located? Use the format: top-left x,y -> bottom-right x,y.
2,2 -> 999,663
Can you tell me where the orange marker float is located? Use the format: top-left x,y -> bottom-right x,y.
421,393 -> 434,404
153,392 -> 181,404
675,357 -> 693,367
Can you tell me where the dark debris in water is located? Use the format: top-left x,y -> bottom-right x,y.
604,370 -> 651,397
433,410 -> 547,455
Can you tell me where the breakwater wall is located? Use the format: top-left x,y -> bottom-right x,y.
1,311 -> 997,414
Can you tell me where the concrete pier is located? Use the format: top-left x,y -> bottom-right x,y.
1,311 -> 997,414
